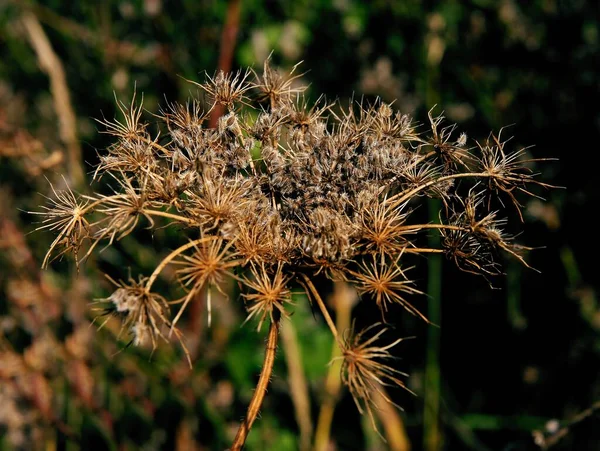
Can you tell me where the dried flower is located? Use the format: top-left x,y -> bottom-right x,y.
32,178 -> 90,268
242,262 -> 293,332
337,322 -> 413,434
350,252 -> 426,322
33,58 -> 554,448
95,275 -> 174,353
172,236 -> 240,328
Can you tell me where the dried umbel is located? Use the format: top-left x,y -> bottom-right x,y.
34,58 -> 553,448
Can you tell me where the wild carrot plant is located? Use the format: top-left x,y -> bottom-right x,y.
34,58 -> 552,449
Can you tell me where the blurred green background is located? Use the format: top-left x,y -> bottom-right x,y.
0,1 -> 598,450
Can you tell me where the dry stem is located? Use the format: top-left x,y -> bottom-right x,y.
533,400 -> 600,449
314,281 -> 356,451
300,274 -> 339,341
373,383 -> 411,450
209,0 -> 242,128
146,237 -> 216,290
22,11 -> 84,187
280,319 -> 313,451
230,313 -> 280,450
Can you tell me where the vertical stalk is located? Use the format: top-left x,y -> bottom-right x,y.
424,198 -> 442,451
280,319 -> 313,451
313,281 -> 356,451
372,383 -> 412,451
209,0 -> 242,128
22,12 -> 84,188
423,13 -> 445,451
230,313 -> 280,450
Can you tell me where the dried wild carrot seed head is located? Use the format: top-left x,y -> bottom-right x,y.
34,58 -> 554,434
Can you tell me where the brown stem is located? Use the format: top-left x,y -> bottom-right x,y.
230,313 -> 280,450
313,281 -> 356,451
403,247 -> 445,254
386,172 -> 491,208
372,383 -> 411,450
533,400 -> 600,449
143,209 -> 195,225
398,223 -> 465,232
139,136 -> 172,157
22,11 -> 84,187
300,274 -> 339,341
29,2 -> 166,69
281,320 -> 313,451
209,0 -> 241,128
146,237 -> 215,290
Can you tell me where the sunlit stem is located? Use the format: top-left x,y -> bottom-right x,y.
403,248 -> 445,254
314,281 -> 354,451
145,237 -> 215,291
144,209 -> 195,225
300,273 -> 339,341
398,223 -> 465,232
231,312 -> 280,450
80,194 -> 127,215
139,135 -> 171,156
386,172 -> 491,208
170,290 -> 195,336
80,195 -> 193,226
207,284 -> 212,328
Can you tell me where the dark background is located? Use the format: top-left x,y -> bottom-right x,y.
1,1 -> 598,450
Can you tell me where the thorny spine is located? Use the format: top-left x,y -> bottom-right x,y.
35,57 -> 554,447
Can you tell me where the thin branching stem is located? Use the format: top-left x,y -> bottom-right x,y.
398,223 -> 466,232
145,237 -> 216,290
300,273 -> 339,341
22,11 -> 83,187
314,281 -> 354,451
138,135 -> 172,156
387,172 -> 492,207
403,247 -> 445,254
81,193 -> 194,226
143,209 -> 195,225
281,319 -> 313,451
80,194 -> 127,213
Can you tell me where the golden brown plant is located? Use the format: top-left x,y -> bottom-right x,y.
337,322 -> 413,436
242,262 -> 293,331
34,59 -> 553,448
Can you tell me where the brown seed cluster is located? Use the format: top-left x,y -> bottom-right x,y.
35,58 -> 552,438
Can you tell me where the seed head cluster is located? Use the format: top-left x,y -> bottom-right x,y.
35,58 -> 552,432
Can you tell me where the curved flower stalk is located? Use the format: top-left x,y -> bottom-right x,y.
34,58 -> 554,448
